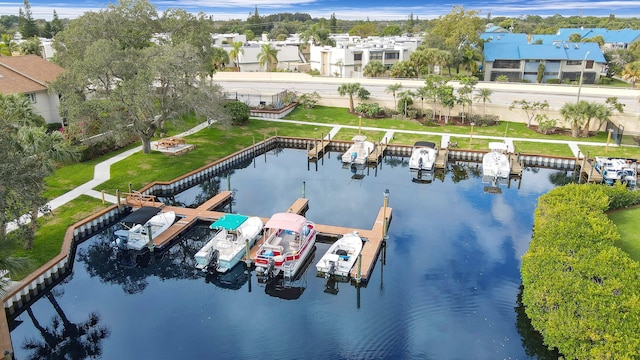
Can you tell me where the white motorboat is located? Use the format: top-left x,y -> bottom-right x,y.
482,142 -> 511,182
253,212 -> 317,283
409,141 -> 438,171
341,135 -> 375,165
114,208 -> 176,251
594,156 -> 638,187
315,231 -> 363,280
194,214 -> 263,273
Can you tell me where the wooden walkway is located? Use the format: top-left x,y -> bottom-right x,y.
579,159 -> 604,183
126,193 -> 388,283
307,139 -> 330,161
367,142 -> 388,164
435,148 -> 448,170
509,154 -> 523,176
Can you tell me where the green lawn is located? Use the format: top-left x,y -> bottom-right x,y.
609,206 -> 640,262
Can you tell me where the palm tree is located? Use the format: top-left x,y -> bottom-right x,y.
229,41 -> 244,70
474,88 -> 493,118
363,60 -> 386,78
561,101 -> 588,137
337,83 -> 363,112
211,47 -> 229,72
621,62 -> 640,88
257,43 -> 278,72
416,86 -> 429,111
386,83 -> 403,108
0,33 -> 17,56
16,126 -> 79,248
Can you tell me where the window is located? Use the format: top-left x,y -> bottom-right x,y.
586,60 -> 594,69
354,53 -> 362,61
492,60 -> 520,69
566,60 -> 581,65
385,52 -> 399,60
370,52 -> 382,60
26,93 -> 36,103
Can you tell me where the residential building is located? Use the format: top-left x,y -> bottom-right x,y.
0,55 -> 64,125
308,35 -> 422,77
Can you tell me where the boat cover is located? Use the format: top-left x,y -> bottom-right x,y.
120,207 -> 161,225
413,141 -> 436,149
264,213 -> 307,233
210,214 -> 248,230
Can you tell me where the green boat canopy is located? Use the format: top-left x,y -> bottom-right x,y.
210,214 -> 249,231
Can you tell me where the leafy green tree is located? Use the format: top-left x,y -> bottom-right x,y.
210,47 -> 229,71
0,33 -> 17,56
298,91 -> 320,109
425,75 -> 447,119
18,37 -> 40,55
621,61 -> 640,88
337,82 -> 363,112
397,90 -> 415,116
50,1 -> 228,154
389,61 -> 417,79
348,21 -> 376,38
509,99 -> 549,127
437,84 -> 456,123
363,60 -> 385,77
258,43 -> 278,71
382,24 -> 402,36
560,101 -> 589,137
430,6 -> 483,52
568,32 -> 582,42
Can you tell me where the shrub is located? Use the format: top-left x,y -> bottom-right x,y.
546,78 -> 560,84
354,103 -> 383,118
224,101 -> 250,125
537,115 -> 557,134
298,92 -> 320,109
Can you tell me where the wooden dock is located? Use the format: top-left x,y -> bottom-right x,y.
435,148 -> 448,170
509,154 -> 523,176
579,159 -> 604,183
126,193 -> 388,284
367,142 -> 388,164
307,138 -> 331,161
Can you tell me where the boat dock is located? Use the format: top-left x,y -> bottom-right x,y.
578,158 -> 604,183
435,148 -> 448,169
367,132 -> 393,164
307,138 -> 330,161
509,154 -> 523,177
124,194 -> 389,283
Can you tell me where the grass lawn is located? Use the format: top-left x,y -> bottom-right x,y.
8,196 -> 110,279
609,206 -> 640,262
578,144 -> 640,160
514,141 -> 575,157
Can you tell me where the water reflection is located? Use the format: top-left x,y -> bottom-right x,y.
21,290 -> 110,359
9,149 -> 579,359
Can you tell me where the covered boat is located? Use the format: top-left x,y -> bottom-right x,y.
482,142 -> 511,182
409,141 -> 438,171
341,135 -> 375,165
113,208 -> 176,251
315,231 -> 363,280
594,156 -> 638,187
254,212 -> 316,282
194,214 -> 263,273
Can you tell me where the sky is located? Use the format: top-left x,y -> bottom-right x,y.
2,0 -> 640,22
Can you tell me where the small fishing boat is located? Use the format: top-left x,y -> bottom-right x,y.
194,214 -> 263,273
409,141 -> 438,171
315,231 -> 363,280
254,212 -> 317,282
113,208 -> 176,251
594,156 -> 638,187
341,135 -> 375,165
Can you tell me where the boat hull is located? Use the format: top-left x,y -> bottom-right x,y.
316,231 -> 363,280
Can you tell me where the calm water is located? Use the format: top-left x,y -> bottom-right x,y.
9,149 -> 569,359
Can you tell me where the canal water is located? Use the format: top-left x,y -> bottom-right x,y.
9,149 -> 568,359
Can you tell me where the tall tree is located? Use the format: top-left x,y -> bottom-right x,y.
19,0 -> 38,38
386,83 -> 403,107
474,87 -> 493,117
50,0 -> 228,154
430,6 -> 483,52
363,60 -> 385,78
257,43 -> 278,71
509,99 -> 550,127
229,41 -> 244,69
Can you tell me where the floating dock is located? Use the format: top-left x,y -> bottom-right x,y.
124,194 -> 389,283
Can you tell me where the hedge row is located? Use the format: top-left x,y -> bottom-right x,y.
521,183 -> 640,359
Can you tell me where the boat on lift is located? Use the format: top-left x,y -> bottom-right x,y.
315,231 -> 363,280
341,135 -> 375,165
113,207 -> 176,251
409,141 -> 438,172
482,142 -> 511,183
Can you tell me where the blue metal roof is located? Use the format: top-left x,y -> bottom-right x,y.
484,41 -> 605,62
557,28 -> 640,44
